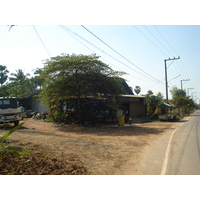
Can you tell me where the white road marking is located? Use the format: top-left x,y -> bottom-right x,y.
160,117 -> 191,175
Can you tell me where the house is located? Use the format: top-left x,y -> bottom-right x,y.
121,94 -> 147,118
20,90 -> 48,113
20,82 -> 147,121
120,81 -> 147,118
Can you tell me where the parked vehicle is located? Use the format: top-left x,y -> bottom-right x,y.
0,97 -> 23,126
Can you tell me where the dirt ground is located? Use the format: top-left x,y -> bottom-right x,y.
0,118 -> 174,175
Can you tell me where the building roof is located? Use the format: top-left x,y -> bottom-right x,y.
121,81 -> 134,95
157,102 -> 175,108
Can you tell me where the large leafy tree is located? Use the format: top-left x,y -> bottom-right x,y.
40,54 -> 126,124
0,65 -> 9,87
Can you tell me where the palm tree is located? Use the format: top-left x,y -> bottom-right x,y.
0,65 -> 9,87
134,86 -> 141,95
9,69 -> 30,82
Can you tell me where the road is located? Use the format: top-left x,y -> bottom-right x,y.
136,110 -> 200,175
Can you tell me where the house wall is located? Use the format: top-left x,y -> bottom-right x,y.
32,98 -> 48,113
121,95 -> 147,118
129,102 -> 147,117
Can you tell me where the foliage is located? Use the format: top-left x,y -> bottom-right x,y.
172,96 -> 195,116
0,84 -> 10,97
170,86 -> 186,97
134,86 -> 141,95
32,68 -> 44,89
0,122 -> 31,159
5,69 -> 43,97
0,65 -> 9,87
40,54 -> 127,125
170,86 -> 195,116
145,90 -> 163,115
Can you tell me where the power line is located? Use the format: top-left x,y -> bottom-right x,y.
32,25 -> 51,57
81,25 -> 163,84
152,26 -> 195,92
133,25 -> 169,57
61,25 -> 164,84
59,25 -> 131,74
143,25 -> 174,57
153,25 -> 179,57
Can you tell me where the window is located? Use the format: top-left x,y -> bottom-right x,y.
0,98 -> 20,108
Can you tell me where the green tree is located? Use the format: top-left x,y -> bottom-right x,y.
134,86 -> 141,95
145,90 -> 162,115
170,86 -> 186,98
31,68 -> 44,90
10,69 -> 30,82
170,86 -> 194,116
8,69 -> 34,97
0,65 -> 9,87
40,54 -> 126,124
156,92 -> 164,100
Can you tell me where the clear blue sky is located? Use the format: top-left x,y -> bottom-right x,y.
0,25 -> 199,102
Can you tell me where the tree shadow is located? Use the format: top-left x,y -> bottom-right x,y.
57,124 -> 165,137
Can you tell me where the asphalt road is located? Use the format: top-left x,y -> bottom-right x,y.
136,110 -> 200,175
166,110 -> 200,175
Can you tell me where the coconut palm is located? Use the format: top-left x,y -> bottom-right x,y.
0,65 -> 9,87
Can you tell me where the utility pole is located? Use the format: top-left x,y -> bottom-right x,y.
191,92 -> 196,100
181,79 -> 190,90
164,56 -> 180,102
187,88 -> 194,96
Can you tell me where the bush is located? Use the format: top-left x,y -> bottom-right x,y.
0,122 -> 30,160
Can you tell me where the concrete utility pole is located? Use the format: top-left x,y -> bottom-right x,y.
191,92 -> 197,100
181,79 -> 190,90
187,88 -> 194,96
164,56 -> 180,102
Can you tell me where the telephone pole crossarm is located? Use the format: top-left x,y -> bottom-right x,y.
181,79 -> 190,90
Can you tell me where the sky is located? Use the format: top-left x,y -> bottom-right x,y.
0,25 -> 199,102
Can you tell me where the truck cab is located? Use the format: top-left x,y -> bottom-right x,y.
0,97 -> 23,126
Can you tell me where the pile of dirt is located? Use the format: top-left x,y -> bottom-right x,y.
0,152 -> 87,175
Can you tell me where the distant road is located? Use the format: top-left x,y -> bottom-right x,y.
136,110 -> 200,175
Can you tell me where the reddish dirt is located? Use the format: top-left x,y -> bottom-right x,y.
0,118 -> 174,175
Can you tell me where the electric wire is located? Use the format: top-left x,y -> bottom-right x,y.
143,25 -> 175,57
61,25 -> 164,84
133,25 -> 169,57
153,25 -> 195,92
60,25 -> 155,82
81,25 -> 163,84
135,26 -> 189,85
32,25 -> 51,57
59,25 -> 133,74
153,25 -> 179,57
144,25 -> 196,96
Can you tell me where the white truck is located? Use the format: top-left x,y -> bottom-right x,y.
0,97 -> 23,126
